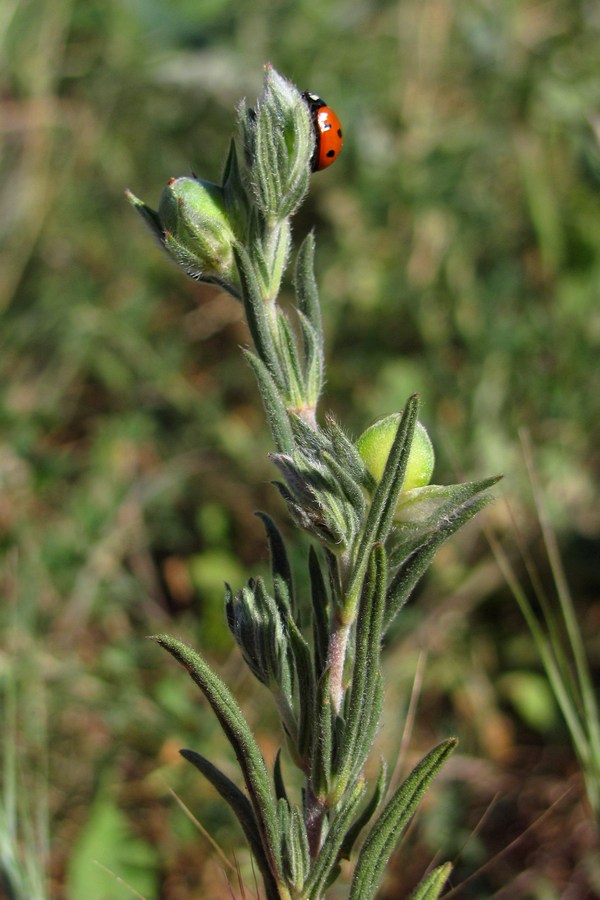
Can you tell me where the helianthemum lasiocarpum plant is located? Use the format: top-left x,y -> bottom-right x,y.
128,65 -> 498,900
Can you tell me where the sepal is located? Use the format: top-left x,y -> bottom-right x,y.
269,418 -> 368,551
388,475 -> 501,563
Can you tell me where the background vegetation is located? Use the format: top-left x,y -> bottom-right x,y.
1,0 -> 599,897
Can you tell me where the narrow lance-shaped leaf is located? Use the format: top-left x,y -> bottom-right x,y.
279,799 -> 310,891
363,395 -> 420,545
264,219 -> 292,298
310,667 -> 333,799
289,807 -> 310,889
273,748 -> 289,804
151,635 -> 283,882
179,749 -> 280,900
321,449 -> 367,518
222,137 -> 252,242
349,738 -> 457,900
235,244 -> 286,389
385,491 -> 495,630
298,310 -> 324,406
244,350 -> 295,454
391,475 -> 502,561
338,761 -> 387,861
254,100 -> 283,214
301,779 -> 367,899
325,415 -> 369,485
409,862 -> 453,900
277,798 -> 294,886
287,614 -> 316,766
255,511 -> 294,607
333,544 -> 386,798
125,189 -> 164,244
309,546 -> 329,680
294,231 -> 322,340
276,309 -> 307,409
351,672 -> 384,789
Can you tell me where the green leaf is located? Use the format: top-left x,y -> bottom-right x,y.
67,787 -> 158,900
384,489 -> 495,629
321,449 -> 367,519
273,749 -> 289,803
325,415 -> 369,485
294,231 -> 322,339
301,779 -> 366,899
245,350 -> 294,453
363,396 -> 420,545
349,738 -> 457,900
339,761 -> 387,861
390,476 -> 501,560
333,544 -> 386,798
309,546 -> 330,679
298,310 -> 324,406
276,308 -> 306,407
287,614 -> 316,765
125,189 -> 164,244
255,511 -> 294,607
235,245 -> 285,388
289,806 -> 310,888
222,137 -> 252,237
353,673 -> 384,783
151,635 -> 283,883
180,749 -> 280,900
279,801 -> 310,890
409,862 -> 453,899
311,668 -> 333,798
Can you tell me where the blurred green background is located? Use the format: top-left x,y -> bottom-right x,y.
1,0 -> 599,897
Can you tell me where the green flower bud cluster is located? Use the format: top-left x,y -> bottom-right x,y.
225,576 -> 293,695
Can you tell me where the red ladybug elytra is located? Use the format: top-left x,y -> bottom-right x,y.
302,91 -> 343,172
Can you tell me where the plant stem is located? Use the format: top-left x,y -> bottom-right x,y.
289,403 -> 317,428
304,783 -> 327,857
326,615 -> 351,716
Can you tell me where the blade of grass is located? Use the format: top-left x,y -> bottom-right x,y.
486,528 -> 591,770
520,430 -> 600,785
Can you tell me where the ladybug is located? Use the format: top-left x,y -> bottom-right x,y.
302,91 -> 343,172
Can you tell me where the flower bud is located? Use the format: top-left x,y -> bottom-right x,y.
158,176 -> 236,280
235,65 -> 313,219
356,413 -> 435,494
126,178 -> 239,294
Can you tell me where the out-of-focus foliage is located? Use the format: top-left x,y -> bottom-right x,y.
1,0 -> 599,896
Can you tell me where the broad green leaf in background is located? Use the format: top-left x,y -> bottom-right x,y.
67,789 -> 158,900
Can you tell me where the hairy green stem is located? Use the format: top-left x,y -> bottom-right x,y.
326,616 -> 351,716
